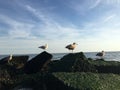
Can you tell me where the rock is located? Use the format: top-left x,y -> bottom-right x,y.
72,58 -> 97,72
0,63 -> 17,81
24,51 -> 53,74
0,55 -> 29,69
48,52 -> 87,72
49,52 -> 96,72
60,52 -> 87,61
13,80 -> 39,90
0,56 -> 10,65
0,55 -> 29,77
0,82 -> 7,90
8,55 -> 29,69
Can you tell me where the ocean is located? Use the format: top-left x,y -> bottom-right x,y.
0,51 -> 120,61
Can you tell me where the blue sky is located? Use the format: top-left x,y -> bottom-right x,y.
0,0 -> 120,54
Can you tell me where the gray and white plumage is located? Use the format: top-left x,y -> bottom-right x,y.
38,44 -> 48,50
8,54 -> 13,63
96,51 -> 105,58
65,43 -> 77,52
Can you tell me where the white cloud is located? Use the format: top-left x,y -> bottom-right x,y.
66,0 -> 102,15
9,30 -> 30,38
25,5 -> 81,40
103,14 -> 116,22
89,0 -> 102,9
80,11 -> 120,43
0,14 -> 37,39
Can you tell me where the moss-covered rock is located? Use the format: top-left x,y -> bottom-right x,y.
11,73 -> 78,90
1,52 -> 120,90
60,52 -> 87,61
88,59 -> 120,74
48,52 -> 96,72
72,59 -> 96,72
53,72 -> 120,90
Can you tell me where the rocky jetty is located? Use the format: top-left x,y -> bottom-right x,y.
1,52 -> 120,90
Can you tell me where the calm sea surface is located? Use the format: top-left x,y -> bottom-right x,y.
0,51 -> 120,61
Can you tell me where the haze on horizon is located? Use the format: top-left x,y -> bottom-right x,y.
0,0 -> 120,54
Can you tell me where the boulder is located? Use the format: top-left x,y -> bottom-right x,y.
48,52 -> 87,72
0,82 -> 7,90
0,55 -> 29,69
8,55 -> 29,69
13,80 -> 41,90
24,51 -> 53,74
0,56 -> 10,65
0,58 -> 17,79
72,58 -> 97,72
61,52 -> 87,61
48,52 -> 96,72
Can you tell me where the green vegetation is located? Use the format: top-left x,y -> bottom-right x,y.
72,58 -> 96,72
53,72 -> 120,90
0,72 -> 79,90
88,59 -> 120,66
88,59 -> 120,74
1,71 -> 120,90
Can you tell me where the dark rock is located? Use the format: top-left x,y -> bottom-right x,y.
96,65 -> 120,74
0,82 -> 6,90
96,58 -> 105,61
0,55 -> 29,77
13,80 -> 41,90
0,56 -> 10,65
72,59 -> 97,72
13,73 -> 77,90
0,55 -> 29,69
48,52 -> 94,72
24,51 -> 53,74
44,73 -> 79,90
0,64 -> 16,80
8,55 -> 29,69
60,52 -> 87,61
88,58 -> 93,61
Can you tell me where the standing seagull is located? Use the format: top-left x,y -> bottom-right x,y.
65,43 -> 77,53
96,51 -> 105,59
38,44 -> 48,50
8,54 -> 13,63
0,54 -> 13,64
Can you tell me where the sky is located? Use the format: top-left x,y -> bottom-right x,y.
0,0 -> 120,54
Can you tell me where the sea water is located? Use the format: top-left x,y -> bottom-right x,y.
0,51 -> 120,61
52,51 -> 120,61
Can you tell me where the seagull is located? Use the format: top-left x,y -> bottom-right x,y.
8,54 -> 13,63
96,51 -> 105,59
65,43 -> 77,52
38,44 -> 48,50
